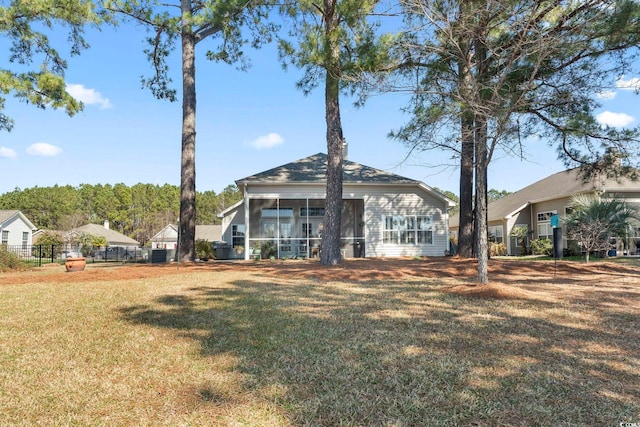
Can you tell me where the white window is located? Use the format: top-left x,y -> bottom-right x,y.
383,215 -> 433,245
261,221 -> 276,238
300,207 -> 325,217
488,225 -> 504,243
261,207 -> 293,218
22,232 -> 29,248
537,211 -> 556,222
537,223 -> 553,240
417,216 -> 433,244
537,210 -> 556,240
1,230 -> 8,245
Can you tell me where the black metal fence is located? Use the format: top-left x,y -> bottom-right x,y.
2,245 -> 147,267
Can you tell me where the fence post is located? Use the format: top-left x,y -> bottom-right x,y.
51,245 -> 55,264
38,245 -> 42,267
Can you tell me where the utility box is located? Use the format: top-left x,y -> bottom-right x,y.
213,241 -> 231,260
151,249 -> 167,264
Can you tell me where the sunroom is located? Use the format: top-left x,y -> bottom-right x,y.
219,152 -> 455,260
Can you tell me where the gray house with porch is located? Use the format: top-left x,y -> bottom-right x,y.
218,153 -> 455,260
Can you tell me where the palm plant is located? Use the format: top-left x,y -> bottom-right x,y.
510,225 -> 530,256
564,194 -> 639,262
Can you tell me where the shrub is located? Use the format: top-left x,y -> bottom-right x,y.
195,239 -> 214,261
489,242 -> 507,257
530,238 -> 553,256
0,246 -> 28,272
34,231 -> 64,258
261,241 -> 276,259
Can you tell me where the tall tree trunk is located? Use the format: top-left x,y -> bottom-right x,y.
475,114 -> 489,283
178,2 -> 197,262
474,33 -> 489,284
458,110 -> 475,258
456,2 -> 474,259
321,0 -> 344,266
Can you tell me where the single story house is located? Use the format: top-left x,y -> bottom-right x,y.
150,224 -> 222,249
150,224 -> 178,249
449,168 -> 640,255
218,152 -> 456,260
68,221 -> 140,248
0,210 -> 37,247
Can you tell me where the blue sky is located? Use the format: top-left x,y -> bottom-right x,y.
1,24 -> 639,198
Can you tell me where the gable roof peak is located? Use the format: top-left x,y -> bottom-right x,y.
236,152 -> 420,185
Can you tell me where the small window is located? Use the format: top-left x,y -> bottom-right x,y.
261,208 -> 293,218
488,225 -> 504,243
232,225 -> 245,248
538,223 -> 553,240
537,211 -> 557,222
300,207 -> 325,217
22,232 -> 29,248
1,230 -> 8,245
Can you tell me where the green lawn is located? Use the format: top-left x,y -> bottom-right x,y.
1,264 -> 638,426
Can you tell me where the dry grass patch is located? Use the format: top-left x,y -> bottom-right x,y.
1,258 -> 639,425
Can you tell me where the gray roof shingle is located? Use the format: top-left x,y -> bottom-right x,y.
236,153 -> 421,185
0,210 -> 20,224
75,223 -> 140,246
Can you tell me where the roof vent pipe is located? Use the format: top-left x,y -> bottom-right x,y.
342,140 -> 348,161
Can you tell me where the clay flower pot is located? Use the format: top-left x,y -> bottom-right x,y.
65,257 -> 86,272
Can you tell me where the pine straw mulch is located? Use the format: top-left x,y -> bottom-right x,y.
2,257 -> 639,310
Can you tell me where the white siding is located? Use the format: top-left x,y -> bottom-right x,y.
362,186 -> 449,257
150,226 -> 178,249
0,215 -> 34,246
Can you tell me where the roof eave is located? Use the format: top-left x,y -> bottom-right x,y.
504,202 -> 531,220
217,199 -> 244,218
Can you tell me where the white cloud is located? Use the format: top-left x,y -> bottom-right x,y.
596,111 -> 635,128
66,83 -> 113,109
27,142 -> 63,157
250,133 -> 284,149
0,147 -> 17,158
616,76 -> 640,91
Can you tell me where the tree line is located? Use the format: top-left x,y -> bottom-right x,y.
0,184 -> 241,246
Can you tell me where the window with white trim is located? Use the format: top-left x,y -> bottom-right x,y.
537,211 -> 556,222
22,232 -> 28,248
537,223 -> 553,240
417,216 -> 433,244
232,224 -> 245,248
300,207 -> 325,217
261,207 -> 293,218
488,225 -> 504,243
1,230 -> 8,245
536,210 -> 556,240
383,215 -> 433,245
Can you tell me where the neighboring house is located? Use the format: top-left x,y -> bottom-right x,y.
67,221 -> 140,248
219,152 -> 456,260
150,224 -> 178,249
449,168 -> 640,255
0,210 -> 37,247
150,224 -> 222,249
